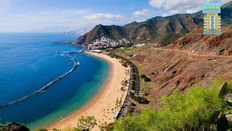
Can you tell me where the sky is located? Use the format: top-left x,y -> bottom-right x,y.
0,0 -> 230,33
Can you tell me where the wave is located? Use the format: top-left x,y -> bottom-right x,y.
0,52 -> 81,109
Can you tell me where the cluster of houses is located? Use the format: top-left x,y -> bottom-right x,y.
88,37 -> 131,50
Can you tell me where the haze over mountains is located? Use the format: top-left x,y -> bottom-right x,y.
75,1 -> 232,48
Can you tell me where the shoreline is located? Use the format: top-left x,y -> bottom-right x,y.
46,51 -> 130,130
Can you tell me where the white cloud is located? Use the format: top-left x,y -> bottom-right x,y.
0,9 -> 92,33
0,10 -> 127,33
85,13 -> 124,21
132,9 -> 153,18
148,0 -> 230,15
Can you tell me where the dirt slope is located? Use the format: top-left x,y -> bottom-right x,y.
122,26 -> 232,108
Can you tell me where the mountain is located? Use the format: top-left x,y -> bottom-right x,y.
76,25 -> 128,49
119,26 -> 232,108
168,26 -> 232,56
75,1 -> 232,49
221,0 -> 232,25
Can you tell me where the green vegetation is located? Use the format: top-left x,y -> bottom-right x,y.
0,123 -> 30,131
116,48 -> 154,98
75,116 -> 97,131
109,53 -> 140,96
141,74 -> 151,82
0,123 -> 7,131
130,92 -> 149,104
114,84 -> 232,131
2,81 -> 232,131
49,116 -> 97,131
100,123 -> 115,131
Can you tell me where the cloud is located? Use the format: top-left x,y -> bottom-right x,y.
85,13 -> 124,21
148,0 -> 230,15
0,10 -> 127,33
0,9 -> 92,33
132,9 -> 153,18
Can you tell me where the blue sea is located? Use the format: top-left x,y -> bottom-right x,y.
0,33 -> 109,129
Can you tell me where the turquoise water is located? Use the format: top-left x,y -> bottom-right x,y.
0,33 -> 109,129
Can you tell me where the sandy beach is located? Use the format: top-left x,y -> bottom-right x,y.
46,51 -> 130,130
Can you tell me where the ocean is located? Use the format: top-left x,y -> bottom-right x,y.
0,33 -> 109,129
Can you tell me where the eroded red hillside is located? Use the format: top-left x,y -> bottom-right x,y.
169,27 -> 232,56
119,26 -> 232,109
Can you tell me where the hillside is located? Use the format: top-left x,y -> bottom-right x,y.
75,1 -> 232,49
115,26 -> 232,110
168,27 -> 232,56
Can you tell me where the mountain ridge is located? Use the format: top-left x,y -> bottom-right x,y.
75,1 -> 232,49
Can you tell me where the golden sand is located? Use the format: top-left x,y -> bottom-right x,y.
46,52 -> 129,131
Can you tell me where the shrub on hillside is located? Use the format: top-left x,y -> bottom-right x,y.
141,74 -> 146,78
130,92 -> 149,104
141,74 -> 151,82
114,86 -> 225,131
144,77 -> 151,82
